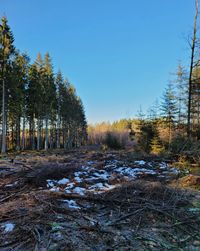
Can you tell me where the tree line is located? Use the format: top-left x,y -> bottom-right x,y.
88,0 -> 200,154
0,16 -> 87,153
88,56 -> 200,153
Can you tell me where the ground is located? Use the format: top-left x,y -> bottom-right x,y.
0,148 -> 200,251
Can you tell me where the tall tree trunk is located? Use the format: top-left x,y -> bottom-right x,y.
49,125 -> 53,149
45,117 -> 48,150
32,117 -> 35,150
56,116 -> 60,149
16,116 -> 21,151
187,0 -> 199,137
22,114 -> 26,150
37,118 -> 40,150
1,72 -> 6,153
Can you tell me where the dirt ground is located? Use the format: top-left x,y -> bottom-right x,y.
0,148 -> 200,251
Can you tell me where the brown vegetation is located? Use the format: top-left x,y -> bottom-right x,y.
0,149 -> 200,250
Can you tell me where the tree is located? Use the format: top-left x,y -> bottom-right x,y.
27,53 -> 45,150
174,63 -> 188,129
187,0 -> 199,137
150,135 -> 164,155
0,16 -> 87,152
161,83 -> 178,148
8,52 -> 29,150
0,16 -> 15,153
43,52 -> 56,150
55,70 -> 63,148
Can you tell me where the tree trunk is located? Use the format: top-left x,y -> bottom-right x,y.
22,115 -> 26,150
187,0 -> 199,137
56,116 -> 60,149
16,116 -> 21,151
1,75 -> 6,153
32,117 -> 35,150
37,118 -> 40,150
45,117 -> 48,150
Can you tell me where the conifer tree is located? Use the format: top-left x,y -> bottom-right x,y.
150,135 -> 164,155
9,52 -> 29,150
0,16 -> 15,153
55,70 -> 64,148
161,83 -> 178,148
43,52 -> 56,150
0,16 -> 87,152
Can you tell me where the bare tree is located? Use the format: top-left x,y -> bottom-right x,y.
187,0 -> 199,137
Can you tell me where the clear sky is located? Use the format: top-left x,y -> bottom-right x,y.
0,0 -> 196,123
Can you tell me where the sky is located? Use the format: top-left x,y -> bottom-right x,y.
0,0 -> 196,123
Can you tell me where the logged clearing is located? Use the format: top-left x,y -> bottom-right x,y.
0,149 -> 200,251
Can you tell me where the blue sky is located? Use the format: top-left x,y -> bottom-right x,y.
0,0 -> 195,123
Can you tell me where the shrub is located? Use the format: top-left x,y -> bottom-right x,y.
150,136 -> 164,155
170,135 -> 192,154
104,132 -> 124,149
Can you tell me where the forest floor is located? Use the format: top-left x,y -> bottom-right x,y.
0,148 -> 200,251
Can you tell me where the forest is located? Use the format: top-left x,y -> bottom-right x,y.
0,1 -> 200,251
0,16 -> 87,153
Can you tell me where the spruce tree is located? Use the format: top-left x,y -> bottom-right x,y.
0,16 -> 15,153
43,52 -> 56,150
161,83 -> 178,148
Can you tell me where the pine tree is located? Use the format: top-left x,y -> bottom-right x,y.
174,64 -> 188,130
8,52 -> 29,150
0,16 -> 87,152
0,16 -> 15,153
161,83 -> 178,148
27,58 -> 41,149
43,52 -> 56,150
55,70 -> 64,148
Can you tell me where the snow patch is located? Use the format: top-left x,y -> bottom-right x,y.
47,180 -> 55,188
73,187 -> 86,195
5,181 -> 18,188
159,162 -> 168,169
57,178 -> 70,185
46,159 -> 180,197
63,200 -> 81,209
50,187 -> 60,192
74,176 -> 83,182
3,223 -> 15,233
134,160 -> 146,165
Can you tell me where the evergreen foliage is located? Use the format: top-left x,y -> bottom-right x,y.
0,16 -> 87,151
150,135 -> 164,155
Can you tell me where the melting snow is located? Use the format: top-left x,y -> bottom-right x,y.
2,223 -> 15,233
57,178 -> 70,185
89,183 -> 116,193
134,160 -> 146,165
74,176 -> 83,182
159,162 -> 168,169
66,182 -> 75,189
89,182 -> 105,190
73,187 -> 86,195
63,200 -> 81,209
50,187 -> 60,192
5,181 -> 18,188
47,180 -> 55,188
47,159 -> 179,197
115,167 -> 156,177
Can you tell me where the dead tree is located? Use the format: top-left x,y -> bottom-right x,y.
187,0 -> 199,137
